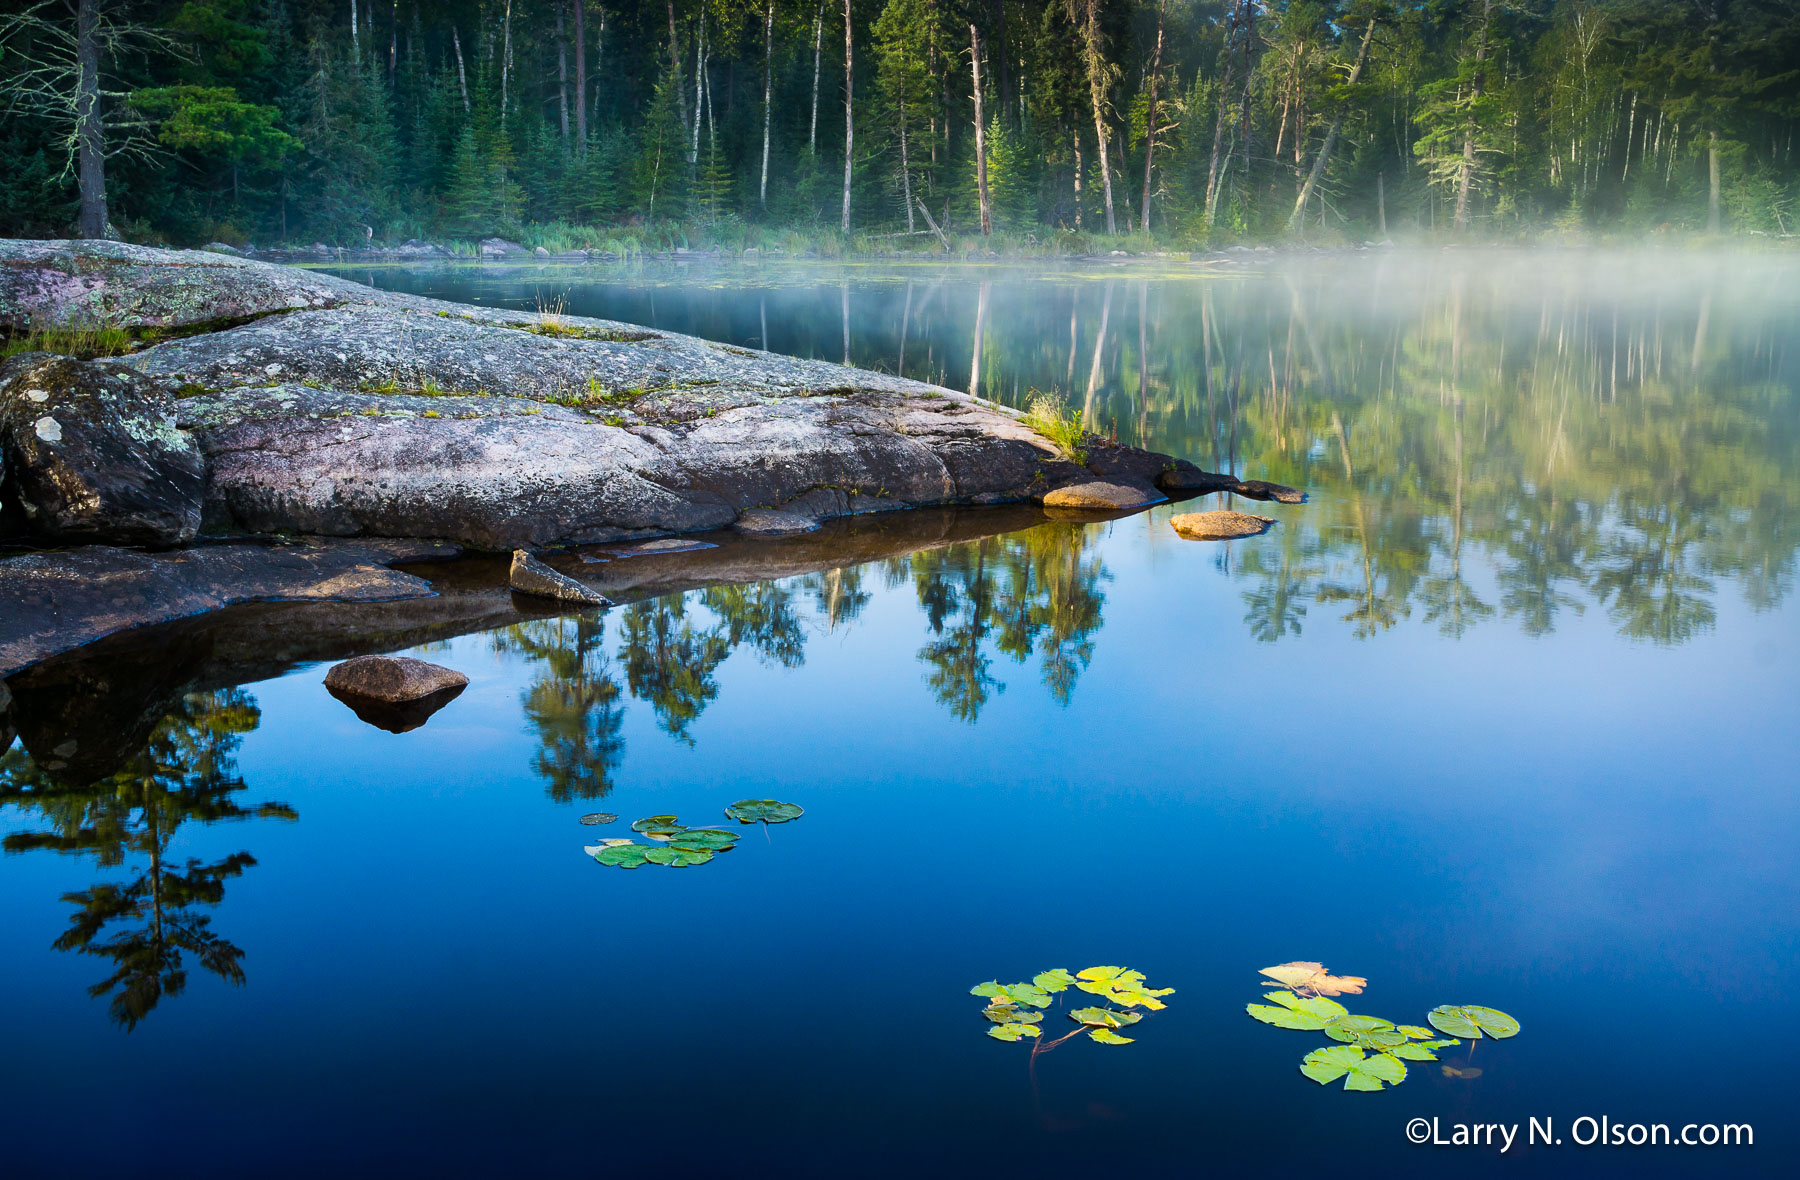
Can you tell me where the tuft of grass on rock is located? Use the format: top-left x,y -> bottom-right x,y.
2,322 -> 136,361
1024,391 -> 1089,465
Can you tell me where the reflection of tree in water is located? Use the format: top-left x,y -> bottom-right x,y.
899,522 -> 1110,721
700,582 -> 806,668
499,616 -> 626,802
0,691 -> 291,1029
619,597 -> 733,745
1169,272 -> 1800,648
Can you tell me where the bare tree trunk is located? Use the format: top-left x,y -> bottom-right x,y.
500,0 -> 514,116
1289,15 -> 1377,231
351,0 -> 359,60
810,0 -> 824,153
388,0 -> 397,78
1078,0 -> 1116,233
900,95 -> 915,231
1204,5 -> 1240,226
1072,127 -> 1083,230
1377,171 -> 1386,234
971,25 -> 991,235
1452,0 -> 1494,234
842,0 -> 854,232
75,0 -> 107,239
760,0 -> 774,206
667,1 -> 690,147
453,25 -> 471,113
1707,132 -> 1721,232
1139,0 -> 1165,232
691,11 -> 706,169
557,4 -> 570,140
574,1 -> 588,152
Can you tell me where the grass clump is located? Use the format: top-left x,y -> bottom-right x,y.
1024,391 -> 1089,464
2,322 -> 136,361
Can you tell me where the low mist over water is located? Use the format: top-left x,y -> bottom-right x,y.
340,249 -> 1800,648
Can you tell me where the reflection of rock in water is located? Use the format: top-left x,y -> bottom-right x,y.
0,679 -> 15,757
326,681 -> 467,733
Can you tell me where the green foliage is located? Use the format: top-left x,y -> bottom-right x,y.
1242,961 -> 1519,1094
5,0 -> 1799,244
589,812 -> 748,869
974,966 -> 1171,1051
133,86 -> 300,170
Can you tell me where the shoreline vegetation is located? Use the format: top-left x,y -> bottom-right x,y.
3,4 -> 1797,260
216,225 -> 1799,267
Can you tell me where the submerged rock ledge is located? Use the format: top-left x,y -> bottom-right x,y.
0,239 -> 1260,552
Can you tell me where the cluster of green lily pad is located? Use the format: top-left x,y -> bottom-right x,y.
1248,983 -> 1520,1092
586,799 -> 803,869
973,967 -> 1174,1047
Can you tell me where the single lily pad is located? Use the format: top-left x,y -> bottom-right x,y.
984,1005 -> 1042,1025
668,828 -> 740,851
1033,968 -> 1076,993
1428,1005 -> 1520,1040
1398,1025 -> 1436,1040
724,799 -> 804,825
631,814 -> 682,833
594,843 -> 652,869
643,845 -> 714,867
1388,1038 -> 1460,1062
1299,1045 -> 1407,1091
1441,1065 -> 1483,1079
1323,1014 -> 1406,1050
1070,1007 -> 1142,1029
1246,992 -> 1349,1029
1000,982 -> 1053,1008
987,1022 -> 1042,1041
578,813 -> 618,826
1087,1029 -> 1134,1045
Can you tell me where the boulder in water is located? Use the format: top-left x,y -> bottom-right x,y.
510,549 -> 611,605
1231,479 -> 1306,504
0,354 -> 205,547
323,654 -> 469,734
1041,480 -> 1165,511
733,508 -> 819,536
1170,511 -> 1276,540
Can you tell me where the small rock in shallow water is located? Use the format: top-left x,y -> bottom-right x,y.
510,549 -> 612,604
1231,479 -> 1305,504
1170,511 -> 1276,540
1041,481 -> 1165,511
733,508 -> 819,536
324,655 -> 469,733
606,538 -> 718,557
324,655 -> 469,703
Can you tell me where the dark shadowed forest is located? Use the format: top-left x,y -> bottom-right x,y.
3,1 -> 1798,251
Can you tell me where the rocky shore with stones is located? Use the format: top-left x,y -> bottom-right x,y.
0,239 -> 1297,674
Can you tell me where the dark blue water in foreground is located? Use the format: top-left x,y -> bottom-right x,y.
2,254 -> 1796,1176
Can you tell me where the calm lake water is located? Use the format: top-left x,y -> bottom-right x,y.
2,252 -> 1796,1176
